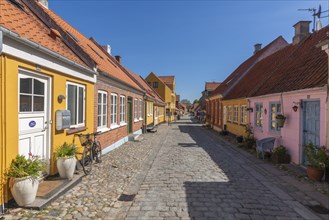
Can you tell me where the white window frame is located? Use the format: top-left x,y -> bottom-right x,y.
240,105 -> 247,125
66,82 -> 85,128
120,95 -> 126,125
270,102 -> 281,131
134,98 -> 138,121
227,106 -> 232,122
110,93 -> 118,127
139,99 -> 143,120
97,90 -> 108,129
255,103 -> 263,128
233,105 -> 239,123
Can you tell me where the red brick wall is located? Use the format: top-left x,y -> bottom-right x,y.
94,80 -> 143,150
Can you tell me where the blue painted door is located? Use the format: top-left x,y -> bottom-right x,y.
302,100 -> 320,165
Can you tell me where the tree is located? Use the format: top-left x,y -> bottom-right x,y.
193,99 -> 199,104
180,99 -> 191,105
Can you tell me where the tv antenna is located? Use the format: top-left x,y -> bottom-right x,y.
298,5 -> 329,32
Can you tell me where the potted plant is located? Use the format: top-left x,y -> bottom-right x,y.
275,114 -> 286,128
243,124 -> 256,149
271,145 -> 291,164
6,154 -> 46,206
55,142 -> 76,180
318,146 -> 329,183
304,143 -> 325,181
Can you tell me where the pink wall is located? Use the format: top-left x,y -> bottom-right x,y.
249,88 -> 327,165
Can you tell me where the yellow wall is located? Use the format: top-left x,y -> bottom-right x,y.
146,73 -> 176,121
146,100 -> 154,126
223,98 -> 248,136
1,55 -> 94,204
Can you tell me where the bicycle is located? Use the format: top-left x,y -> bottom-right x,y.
73,131 -> 102,175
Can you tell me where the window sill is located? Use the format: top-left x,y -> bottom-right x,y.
134,119 -> 139,122
120,122 -> 127,126
110,124 -> 120,130
66,126 -> 87,135
97,127 -> 111,133
139,117 -> 143,121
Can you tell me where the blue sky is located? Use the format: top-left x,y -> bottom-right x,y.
51,0 -> 329,102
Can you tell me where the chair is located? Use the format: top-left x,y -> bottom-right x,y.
256,137 -> 276,159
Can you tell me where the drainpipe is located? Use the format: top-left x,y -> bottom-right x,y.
0,27 -> 98,76
317,39 -> 329,147
0,31 -> 5,214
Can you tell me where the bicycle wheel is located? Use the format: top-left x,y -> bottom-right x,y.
82,147 -> 93,175
93,141 -> 102,163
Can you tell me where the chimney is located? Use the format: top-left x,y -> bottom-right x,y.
292,21 -> 311,45
115,55 -> 121,63
38,0 -> 48,8
102,45 -> 111,55
254,43 -> 262,54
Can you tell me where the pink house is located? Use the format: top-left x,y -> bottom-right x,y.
226,21 -> 328,165
249,22 -> 328,165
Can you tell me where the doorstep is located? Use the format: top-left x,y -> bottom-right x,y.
24,173 -> 83,210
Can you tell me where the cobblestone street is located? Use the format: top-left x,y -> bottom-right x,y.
4,115 -> 329,219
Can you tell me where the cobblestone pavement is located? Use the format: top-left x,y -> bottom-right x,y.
121,116 -> 329,220
3,115 -> 329,220
3,125 -> 170,219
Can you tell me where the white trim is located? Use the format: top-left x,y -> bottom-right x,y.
66,82 -> 85,128
97,90 -> 108,129
119,95 -> 126,124
110,93 -> 118,126
2,37 -> 96,83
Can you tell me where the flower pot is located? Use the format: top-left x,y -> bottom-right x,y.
277,118 -> 286,128
57,156 -> 77,180
9,177 -> 39,206
306,166 -> 324,181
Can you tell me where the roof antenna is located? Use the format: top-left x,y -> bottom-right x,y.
298,4 -> 329,32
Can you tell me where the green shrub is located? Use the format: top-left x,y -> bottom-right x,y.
271,145 -> 291,164
304,143 -> 325,168
6,154 -> 46,179
54,142 -> 76,159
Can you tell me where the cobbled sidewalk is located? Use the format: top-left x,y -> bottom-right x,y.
3,124 -> 170,220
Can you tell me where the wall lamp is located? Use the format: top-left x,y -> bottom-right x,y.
58,95 -> 66,103
292,101 -> 302,112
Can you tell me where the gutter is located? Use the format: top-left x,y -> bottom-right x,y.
0,26 -> 98,76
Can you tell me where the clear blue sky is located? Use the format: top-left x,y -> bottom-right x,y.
51,0 -> 329,102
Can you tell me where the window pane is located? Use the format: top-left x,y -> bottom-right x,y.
98,116 -> 101,127
103,94 -> 107,104
34,96 -> 44,111
98,104 -> 102,115
98,93 -> 102,103
33,79 -> 44,95
102,115 -> 106,126
20,95 -> 32,112
78,87 -> 84,124
20,78 -> 32,94
67,85 -> 77,125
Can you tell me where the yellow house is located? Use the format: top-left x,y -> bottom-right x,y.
0,0 -> 96,209
145,73 -> 176,121
222,99 -> 248,136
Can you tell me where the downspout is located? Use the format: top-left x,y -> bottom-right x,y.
0,30 -> 4,214
0,27 -> 98,76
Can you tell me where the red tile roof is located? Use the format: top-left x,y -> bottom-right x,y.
0,0 -> 88,68
224,25 -> 329,99
205,82 -> 221,91
32,0 -> 142,91
209,36 -> 289,98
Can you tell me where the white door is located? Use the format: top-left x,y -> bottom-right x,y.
18,72 -> 51,171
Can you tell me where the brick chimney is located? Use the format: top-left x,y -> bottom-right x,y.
254,43 -> 262,54
115,55 -> 121,63
38,0 -> 48,8
292,21 -> 311,45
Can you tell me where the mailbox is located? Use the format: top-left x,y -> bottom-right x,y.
56,110 -> 71,130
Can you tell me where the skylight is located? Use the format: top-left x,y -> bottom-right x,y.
87,44 -> 103,60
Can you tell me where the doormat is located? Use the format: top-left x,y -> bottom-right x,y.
306,205 -> 329,214
37,178 -> 69,199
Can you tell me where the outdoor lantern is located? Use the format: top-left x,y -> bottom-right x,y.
292,105 -> 298,112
